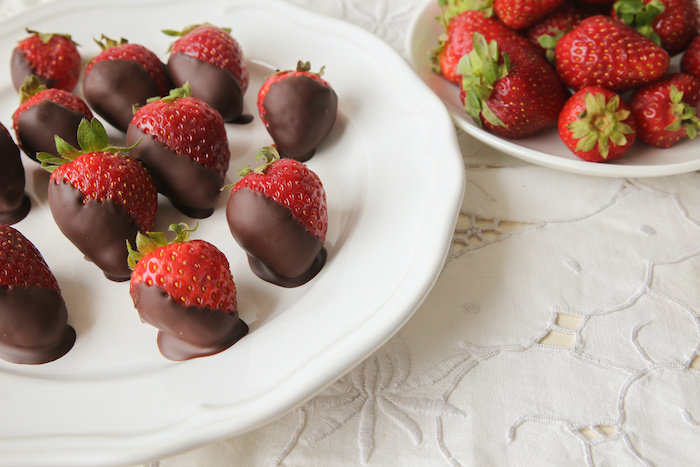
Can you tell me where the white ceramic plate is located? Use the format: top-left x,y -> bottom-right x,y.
0,1 -> 465,465
406,0 -> 700,178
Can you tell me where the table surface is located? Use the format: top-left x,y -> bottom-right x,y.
4,0 -> 700,466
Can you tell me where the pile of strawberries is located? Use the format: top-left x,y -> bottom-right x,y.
432,0 -> 700,162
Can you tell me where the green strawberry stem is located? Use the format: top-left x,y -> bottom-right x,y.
18,75 -> 47,104
613,0 -> 666,46
665,85 -> 700,139
436,0 -> 494,28
236,146 -> 281,178
25,28 -> 79,46
93,34 -> 128,50
568,91 -> 634,159
457,32 -> 509,128
37,118 -> 140,173
127,222 -> 197,270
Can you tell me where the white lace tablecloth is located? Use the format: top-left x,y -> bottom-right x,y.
5,0 -> 700,466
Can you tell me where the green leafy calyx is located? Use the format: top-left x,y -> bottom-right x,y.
665,84 -> 700,139
18,75 -> 46,104
127,222 -> 197,270
235,146 -> 281,178
568,91 -> 634,159
613,0 -> 665,46
93,34 -> 128,51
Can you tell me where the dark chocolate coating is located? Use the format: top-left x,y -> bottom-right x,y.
48,181 -> 139,282
0,286 -> 75,364
126,125 -> 221,218
10,48 -> 58,91
83,59 -> 162,132
167,53 -> 247,123
263,74 -> 337,162
226,188 -> 326,287
0,129 -> 30,224
132,282 -> 248,361
16,99 -> 86,161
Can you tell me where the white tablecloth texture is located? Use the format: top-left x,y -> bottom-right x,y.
4,0 -> 700,466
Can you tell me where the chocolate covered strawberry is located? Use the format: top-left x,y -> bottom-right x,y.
11,28 -> 81,92
630,73 -> 700,148
226,146 -> 328,287
126,84 -> 230,219
38,118 -> 157,282
12,75 -> 93,162
164,24 -> 249,123
558,86 -> 637,162
258,61 -> 338,162
127,222 -> 247,361
83,35 -> 170,132
0,225 -> 75,364
0,123 -> 30,224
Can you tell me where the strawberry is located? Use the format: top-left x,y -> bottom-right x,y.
612,0 -> 700,56
127,223 -> 247,361
83,35 -> 171,133
226,146 -> 328,287
0,225 -> 75,364
554,15 -> 670,92
681,34 -> 700,80
38,118 -> 157,282
0,123 -> 30,225
457,32 -> 569,138
126,84 -> 230,219
524,1 -> 590,62
558,86 -> 637,162
10,28 -> 81,92
629,73 -> 700,148
494,0 -> 565,30
257,61 -> 338,162
164,24 -> 249,123
431,8 -> 534,85
12,75 -> 93,162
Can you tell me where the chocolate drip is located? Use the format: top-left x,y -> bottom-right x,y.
126,125 -> 221,219
132,282 -> 248,361
0,129 -> 30,224
48,181 -> 139,282
16,99 -> 87,161
0,286 -> 75,364
226,188 -> 326,287
263,74 -> 337,162
83,59 -> 162,132
167,53 -> 249,123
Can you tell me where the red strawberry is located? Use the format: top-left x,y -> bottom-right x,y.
12,75 -> 93,162
126,84 -> 230,219
0,123 -> 30,225
431,8 -> 534,85
629,73 -> 700,148
0,225 -> 75,364
457,32 -> 569,138
558,86 -> 637,162
127,223 -> 247,361
83,35 -> 171,132
10,28 -> 81,92
226,146 -> 328,287
257,61 -> 338,162
38,118 -> 157,282
494,0 -> 565,30
555,15 -> 670,92
524,1 -> 590,62
681,34 -> 700,80
164,24 -> 249,123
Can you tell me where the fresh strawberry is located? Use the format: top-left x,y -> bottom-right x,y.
126,84 -> 230,219
164,24 -> 249,123
558,86 -> 637,162
457,32 -> 569,138
38,118 -> 157,282
10,28 -> 81,92
226,146 -> 328,287
127,223 -> 247,361
524,1 -> 590,62
554,15 -> 670,92
257,61 -> 338,162
431,8 -> 534,85
82,35 -> 171,132
12,75 -> 93,162
629,73 -> 700,148
0,123 -> 30,225
494,0 -> 565,30
0,225 -> 75,364
681,34 -> 700,80
612,0 -> 700,56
